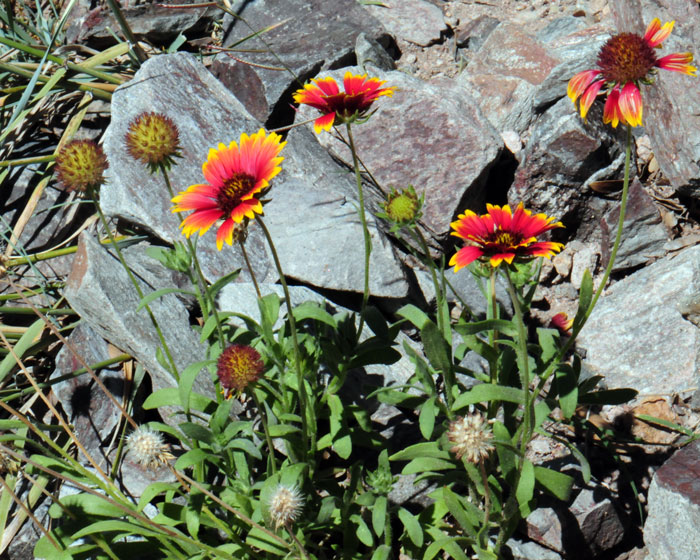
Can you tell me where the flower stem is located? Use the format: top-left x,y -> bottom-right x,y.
345,123 -> 372,335
240,241 -> 262,299
479,459 -> 491,543
285,521 -> 310,560
503,269 -> 533,455
256,217 -> 312,467
537,124 -> 634,387
88,187 -> 180,380
250,389 -> 277,475
160,165 -> 225,349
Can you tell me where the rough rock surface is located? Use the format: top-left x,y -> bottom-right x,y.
102,53 -> 408,297
64,233 -> 213,425
364,0 -> 447,47
214,0 -> 389,122
296,66 -> 503,238
644,440 -> 700,560
578,245 -> 700,395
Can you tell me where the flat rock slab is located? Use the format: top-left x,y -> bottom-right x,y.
364,0 -> 446,47
610,0 -> 700,197
644,440 -> 700,559
102,52 -> 407,298
296,66 -> 503,237
578,244 -> 700,395
64,232 -> 214,426
214,0 -> 388,122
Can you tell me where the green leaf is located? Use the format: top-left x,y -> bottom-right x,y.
258,293 -> 281,336
174,448 -> 209,470
334,433 -> 352,459
363,306 -> 389,339
142,387 -> 179,410
0,318 -> 44,383
71,519 -> 163,539
136,288 -> 193,312
351,513 -> 374,547
372,496 -> 387,537
207,269 -> 241,302
398,506 -> 424,547
579,388 -> 637,405
493,421 -> 517,480
246,526 -> 289,556
419,397 -> 437,440
179,423 -> 214,445
292,302 -> 337,327
555,366 -> 578,420
575,268 -> 593,324
50,493 -> 124,519
452,384 -> 525,412
390,442 -> 450,462
266,424 -> 301,437
441,487 -> 476,537
453,318 -> 518,338
458,334 -> 498,364
537,327 -> 559,364
371,545 -> 391,560
33,535 -> 73,559
179,360 -> 210,414
516,458 -> 535,518
402,457 -> 454,475
635,414 -> 695,436
421,320 -> 451,375
534,466 -> 574,501
396,304 -> 431,330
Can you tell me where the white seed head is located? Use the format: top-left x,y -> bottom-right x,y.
126,426 -> 174,469
447,413 -> 494,464
267,484 -> 304,530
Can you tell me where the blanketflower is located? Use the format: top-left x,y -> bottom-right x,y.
550,312 -> 574,334
450,203 -> 564,270
293,71 -> 394,133
568,18 -> 696,127
171,129 -> 285,250
54,139 -> 108,193
216,344 -> 264,399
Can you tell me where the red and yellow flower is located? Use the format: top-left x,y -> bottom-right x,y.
293,71 -> 394,133
216,344 -> 264,399
549,312 -> 574,334
568,18 -> 696,128
171,129 -> 285,250
450,203 -> 564,270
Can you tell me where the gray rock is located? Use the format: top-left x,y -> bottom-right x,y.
536,16 -> 588,44
526,486 -> 627,557
459,23 -> 560,134
50,324 -> 122,459
64,232 -> 214,426
610,0 -> 700,196
508,96 -> 625,226
578,245 -> 700,395
214,0 -> 388,122
296,66 -> 503,238
356,32 -> 396,72
644,440 -> 700,559
507,537 -> 563,560
103,53 -> 407,298
364,0 -> 447,47
455,14 -> 500,50
599,178 -> 669,271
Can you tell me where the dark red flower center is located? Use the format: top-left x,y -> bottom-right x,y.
216,344 -> 263,398
324,92 -> 370,118
597,33 -> 658,84
217,173 -> 256,215
484,231 -> 524,250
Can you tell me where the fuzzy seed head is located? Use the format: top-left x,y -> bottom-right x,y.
267,484 -> 304,530
54,139 -> 108,192
447,413 -> 494,464
126,426 -> 174,469
125,112 -> 181,172
216,344 -> 264,399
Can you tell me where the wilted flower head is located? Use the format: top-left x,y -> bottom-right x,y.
550,311 -> 574,334
448,413 -> 494,464
125,112 -> 181,173
54,139 -> 108,193
216,344 -> 264,399
293,71 -> 394,133
267,484 -> 304,530
568,18 -> 696,127
126,426 -> 174,469
171,129 -> 285,250
380,185 -> 423,230
450,203 -> 564,270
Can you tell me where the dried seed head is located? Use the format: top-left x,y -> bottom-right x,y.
216,344 -> 264,399
125,112 -> 181,173
447,413 -> 494,464
54,139 -> 108,193
126,426 -> 174,469
267,484 -> 304,530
